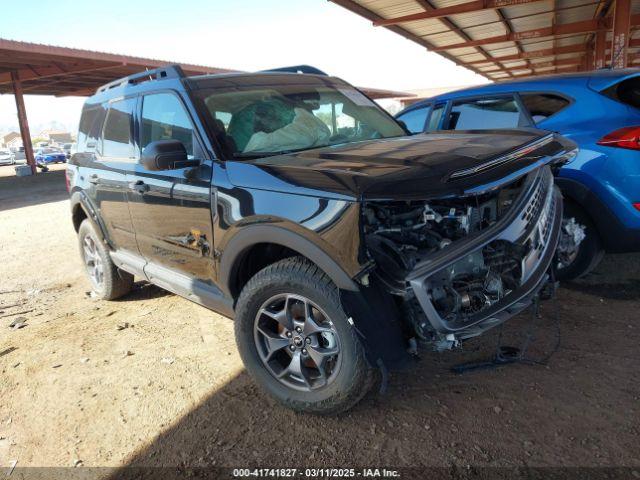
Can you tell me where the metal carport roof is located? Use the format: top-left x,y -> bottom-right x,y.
0,38 -> 410,173
331,0 -> 640,81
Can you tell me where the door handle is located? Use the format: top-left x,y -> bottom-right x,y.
128,180 -> 149,194
88,174 -> 100,185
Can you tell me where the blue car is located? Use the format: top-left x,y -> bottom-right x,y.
396,69 -> 640,280
35,147 -> 67,167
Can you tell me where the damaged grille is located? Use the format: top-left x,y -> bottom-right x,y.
364,167 -> 560,343
521,171 -> 549,225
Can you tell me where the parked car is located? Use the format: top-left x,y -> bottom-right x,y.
62,143 -> 74,159
0,148 -> 16,166
396,69 -> 640,280
67,65 -> 576,414
35,147 -> 67,167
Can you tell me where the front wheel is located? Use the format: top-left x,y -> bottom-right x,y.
556,202 -> 605,281
234,257 -> 375,415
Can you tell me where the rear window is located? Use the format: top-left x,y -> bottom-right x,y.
446,96 -> 527,130
520,93 -> 571,123
602,77 -> 640,110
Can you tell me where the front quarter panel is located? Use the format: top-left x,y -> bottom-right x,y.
212,162 -> 364,295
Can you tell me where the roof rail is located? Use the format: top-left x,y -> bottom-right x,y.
96,64 -> 185,94
260,65 -> 328,76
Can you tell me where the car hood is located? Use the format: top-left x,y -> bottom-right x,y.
225,129 -> 573,200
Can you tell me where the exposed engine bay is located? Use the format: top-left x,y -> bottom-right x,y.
363,176 -> 535,343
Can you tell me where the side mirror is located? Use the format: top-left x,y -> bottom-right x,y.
141,140 -> 198,171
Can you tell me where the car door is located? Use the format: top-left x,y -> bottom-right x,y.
126,91 -> 215,283
85,98 -> 139,254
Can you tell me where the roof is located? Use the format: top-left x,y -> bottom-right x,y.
330,0 -> 640,81
47,132 -> 73,142
0,38 -> 409,100
3,131 -> 21,143
405,67 -> 640,104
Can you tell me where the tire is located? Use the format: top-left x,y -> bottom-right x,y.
78,219 -> 133,300
556,201 -> 605,281
234,256 -> 375,415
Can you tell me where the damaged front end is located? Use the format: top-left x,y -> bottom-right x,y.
363,165 -> 563,352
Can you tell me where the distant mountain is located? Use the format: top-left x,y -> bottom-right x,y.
0,120 -> 77,138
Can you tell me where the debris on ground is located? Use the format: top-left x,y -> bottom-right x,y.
116,322 -> 130,331
160,357 -> 175,365
8,317 -> 27,329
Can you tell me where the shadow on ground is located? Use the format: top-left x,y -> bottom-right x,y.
565,253 -> 640,301
0,169 -> 68,212
105,267 -> 640,473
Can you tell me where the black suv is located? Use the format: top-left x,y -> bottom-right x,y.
68,65 -> 576,414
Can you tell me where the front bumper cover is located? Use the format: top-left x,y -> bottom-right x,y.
407,167 -> 562,341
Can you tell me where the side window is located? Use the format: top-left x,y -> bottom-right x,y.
141,93 -> 195,158
101,99 -> 135,158
446,96 -> 527,130
397,106 -> 429,134
520,94 -> 571,123
426,104 -> 445,131
602,77 -> 640,110
77,105 -> 106,152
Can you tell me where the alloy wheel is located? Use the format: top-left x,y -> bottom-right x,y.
82,234 -> 104,290
254,293 -> 342,392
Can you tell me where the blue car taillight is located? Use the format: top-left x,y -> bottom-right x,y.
597,126 -> 640,151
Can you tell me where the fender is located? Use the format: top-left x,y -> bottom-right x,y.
555,177 -> 639,253
69,190 -> 112,248
218,224 -> 360,297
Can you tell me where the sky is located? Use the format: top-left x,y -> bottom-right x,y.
0,0 -> 489,134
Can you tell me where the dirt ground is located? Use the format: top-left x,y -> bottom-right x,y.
0,164 -> 638,476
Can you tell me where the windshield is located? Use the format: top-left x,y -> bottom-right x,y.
196,82 -> 406,158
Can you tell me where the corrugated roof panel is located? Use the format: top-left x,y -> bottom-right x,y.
556,3 -> 598,24
556,34 -> 589,47
501,0 -> 554,18
510,12 -> 554,32
358,0 -> 423,17
401,19 -> 452,37
443,46 -> 486,56
556,53 -> 584,61
464,40 -> 517,52
446,9 -> 502,29
463,23 -> 509,41
484,45 -> 521,57
421,30 -> 468,46
429,0 -> 476,7
521,40 -> 555,51
456,53 -> 490,63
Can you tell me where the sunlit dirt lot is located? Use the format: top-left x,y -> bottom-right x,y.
1,164 -> 638,476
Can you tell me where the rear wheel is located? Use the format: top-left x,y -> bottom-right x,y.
234,257 -> 374,414
78,219 -> 133,300
556,201 -> 605,281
